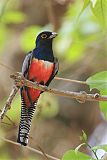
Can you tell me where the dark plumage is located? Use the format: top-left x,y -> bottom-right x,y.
17,31 -> 59,146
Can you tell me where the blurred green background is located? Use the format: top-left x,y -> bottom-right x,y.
0,0 -> 107,159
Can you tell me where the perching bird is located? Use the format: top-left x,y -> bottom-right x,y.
17,31 -> 58,146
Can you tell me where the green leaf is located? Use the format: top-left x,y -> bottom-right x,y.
86,71 -> 107,119
82,0 -> 90,10
100,90 -> 107,118
2,11 -> 26,24
80,130 -> 88,142
79,0 -> 90,16
90,0 -> 107,28
86,71 -> 107,91
21,26 -> 41,52
62,150 -> 93,160
90,0 -> 97,7
76,0 -> 90,23
92,145 -> 107,152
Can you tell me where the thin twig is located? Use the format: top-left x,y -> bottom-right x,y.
0,61 -> 87,85
0,109 -> 16,126
29,136 -> 49,160
29,135 -> 49,160
1,121 -> 12,126
37,145 -> 49,160
0,85 -> 19,122
0,62 -> 15,72
87,143 -> 98,160
55,77 -> 86,85
10,72 -> 107,102
0,137 -> 60,160
4,115 -> 17,127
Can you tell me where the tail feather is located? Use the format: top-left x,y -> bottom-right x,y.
17,97 -> 37,146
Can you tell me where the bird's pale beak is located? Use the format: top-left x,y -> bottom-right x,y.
49,32 -> 58,39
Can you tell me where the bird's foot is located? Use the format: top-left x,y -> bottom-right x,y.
10,72 -> 25,87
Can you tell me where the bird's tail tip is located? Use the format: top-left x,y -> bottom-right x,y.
17,135 -> 28,146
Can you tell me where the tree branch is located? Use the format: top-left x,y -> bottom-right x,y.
0,85 -> 19,121
0,137 -> 60,160
0,72 -> 107,123
10,72 -> 107,103
55,77 -> 86,85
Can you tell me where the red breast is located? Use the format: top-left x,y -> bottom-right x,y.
22,58 -> 54,107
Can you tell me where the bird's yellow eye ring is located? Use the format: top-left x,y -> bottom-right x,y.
41,34 -> 47,39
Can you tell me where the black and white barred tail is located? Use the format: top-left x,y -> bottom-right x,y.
17,98 -> 37,146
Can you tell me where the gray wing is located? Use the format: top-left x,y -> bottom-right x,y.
22,51 -> 33,78
53,57 -> 59,77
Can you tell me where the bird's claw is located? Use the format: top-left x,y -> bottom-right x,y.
11,72 -> 25,87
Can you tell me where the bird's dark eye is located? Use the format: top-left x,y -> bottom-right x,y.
41,34 -> 47,39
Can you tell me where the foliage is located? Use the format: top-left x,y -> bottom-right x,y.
1,11 -> 26,24
86,71 -> 107,91
92,145 -> 107,152
62,150 -> 92,160
80,0 -> 107,28
86,71 -> 107,118
62,131 -> 107,160
91,0 -> 107,28
0,9 -> 26,53
62,131 -> 94,160
21,26 -> 41,52
54,0 -> 107,65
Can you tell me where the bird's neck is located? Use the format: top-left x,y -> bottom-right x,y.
33,45 -> 54,62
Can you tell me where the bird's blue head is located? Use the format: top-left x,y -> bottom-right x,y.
35,31 -> 57,48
